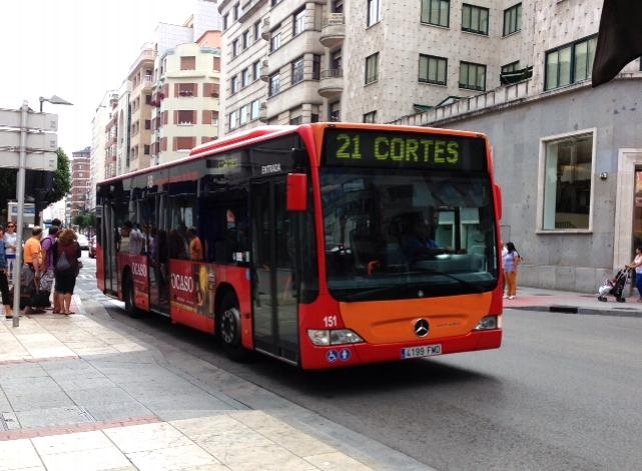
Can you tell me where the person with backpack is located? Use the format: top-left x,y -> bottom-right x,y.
37,225 -> 59,310
52,228 -> 81,315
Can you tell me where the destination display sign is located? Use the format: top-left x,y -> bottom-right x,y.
323,128 -> 487,171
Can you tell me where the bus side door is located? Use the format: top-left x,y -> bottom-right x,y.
250,177 -> 300,363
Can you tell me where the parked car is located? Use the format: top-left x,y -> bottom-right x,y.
76,233 -> 89,250
88,235 -> 96,258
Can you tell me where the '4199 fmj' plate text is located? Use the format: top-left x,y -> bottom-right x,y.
401,344 -> 442,359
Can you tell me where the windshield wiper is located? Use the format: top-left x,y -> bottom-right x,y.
408,267 -> 486,292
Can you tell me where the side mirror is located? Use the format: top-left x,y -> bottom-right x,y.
287,173 -> 308,211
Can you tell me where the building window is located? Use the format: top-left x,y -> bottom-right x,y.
459,61 -> 486,91
329,101 -> 340,121
421,0 -> 449,27
290,115 -> 303,125
233,2 -> 240,20
540,132 -> 594,231
229,110 -> 239,130
180,56 -> 196,70
242,67 -> 252,86
269,73 -> 281,96
501,61 -> 519,74
313,55 -> 321,79
292,57 -> 304,84
240,104 -> 250,125
175,136 -> 195,151
253,61 -> 261,81
231,75 -> 241,94
232,39 -> 242,58
144,144 -> 150,155
177,110 -> 195,125
293,8 -> 305,36
251,100 -> 261,120
145,120 -> 151,130
462,4 -> 488,35
254,21 -> 261,43
503,3 -> 522,36
270,28 -> 282,52
419,54 -> 447,85
213,56 -> 221,71
363,111 -> 377,123
223,14 -> 229,30
545,35 -> 597,90
367,0 -> 381,26
365,52 -> 379,84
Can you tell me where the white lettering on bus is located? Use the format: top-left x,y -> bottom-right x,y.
261,163 -> 281,174
131,262 -> 147,278
170,273 -> 194,293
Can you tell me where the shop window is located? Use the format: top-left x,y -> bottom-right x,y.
540,131 -> 594,231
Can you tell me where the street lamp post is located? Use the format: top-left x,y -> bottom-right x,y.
39,95 -> 73,113
11,95 -> 72,327
34,95 -> 73,226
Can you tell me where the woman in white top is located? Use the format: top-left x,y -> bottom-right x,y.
627,246 -> 642,302
3,221 -> 17,281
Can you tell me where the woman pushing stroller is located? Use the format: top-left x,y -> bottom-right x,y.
627,246 -> 642,302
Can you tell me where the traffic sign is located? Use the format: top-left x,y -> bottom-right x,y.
0,128 -> 57,151
0,150 -> 57,171
0,108 -> 58,131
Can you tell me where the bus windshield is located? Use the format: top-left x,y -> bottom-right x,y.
320,167 -> 499,302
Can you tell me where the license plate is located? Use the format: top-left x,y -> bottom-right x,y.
401,344 -> 442,359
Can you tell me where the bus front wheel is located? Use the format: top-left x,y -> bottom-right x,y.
218,293 -> 248,361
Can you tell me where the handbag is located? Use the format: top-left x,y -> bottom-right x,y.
55,251 -> 71,272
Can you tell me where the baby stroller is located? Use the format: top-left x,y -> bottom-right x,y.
597,267 -> 631,302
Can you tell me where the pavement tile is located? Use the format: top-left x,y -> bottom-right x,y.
104,421 -> 193,453
82,402 -> 153,422
127,443 -> 223,471
303,452 -> 374,471
0,438 -> 42,470
8,391 -> 75,412
0,376 -> 62,396
66,387 -> 135,406
15,405 -> 95,429
0,364 -> 48,381
38,445 -> 132,471
31,430 -> 113,455
204,443 -> 318,471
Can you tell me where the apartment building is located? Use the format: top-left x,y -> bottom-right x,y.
151,37 -> 222,164
382,0 -> 642,293
70,147 -> 91,222
217,0 -> 535,133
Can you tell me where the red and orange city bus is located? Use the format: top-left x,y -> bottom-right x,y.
95,122 -> 503,369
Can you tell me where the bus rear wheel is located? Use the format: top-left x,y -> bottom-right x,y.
218,293 -> 248,361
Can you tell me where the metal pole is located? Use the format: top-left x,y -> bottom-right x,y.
11,101 -> 28,327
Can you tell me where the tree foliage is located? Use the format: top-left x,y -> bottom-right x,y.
0,148 -> 72,220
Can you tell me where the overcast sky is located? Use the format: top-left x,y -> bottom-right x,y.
0,0 -> 196,155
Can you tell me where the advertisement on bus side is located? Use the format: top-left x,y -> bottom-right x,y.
169,259 -> 215,318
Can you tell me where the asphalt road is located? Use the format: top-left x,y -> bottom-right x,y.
78,257 -> 642,470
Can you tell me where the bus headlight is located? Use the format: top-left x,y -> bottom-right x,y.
307,329 -> 364,346
474,315 -> 500,330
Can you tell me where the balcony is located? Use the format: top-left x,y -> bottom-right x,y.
320,13 -> 345,48
239,0 -> 267,22
260,59 -> 270,81
318,69 -> 344,99
261,17 -> 271,40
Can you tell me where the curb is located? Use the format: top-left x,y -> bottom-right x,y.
510,305 -> 642,318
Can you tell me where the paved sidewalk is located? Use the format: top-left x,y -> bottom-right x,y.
0,295 -> 430,471
504,285 -> 642,317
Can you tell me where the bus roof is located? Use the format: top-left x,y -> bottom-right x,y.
98,122 -> 489,185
